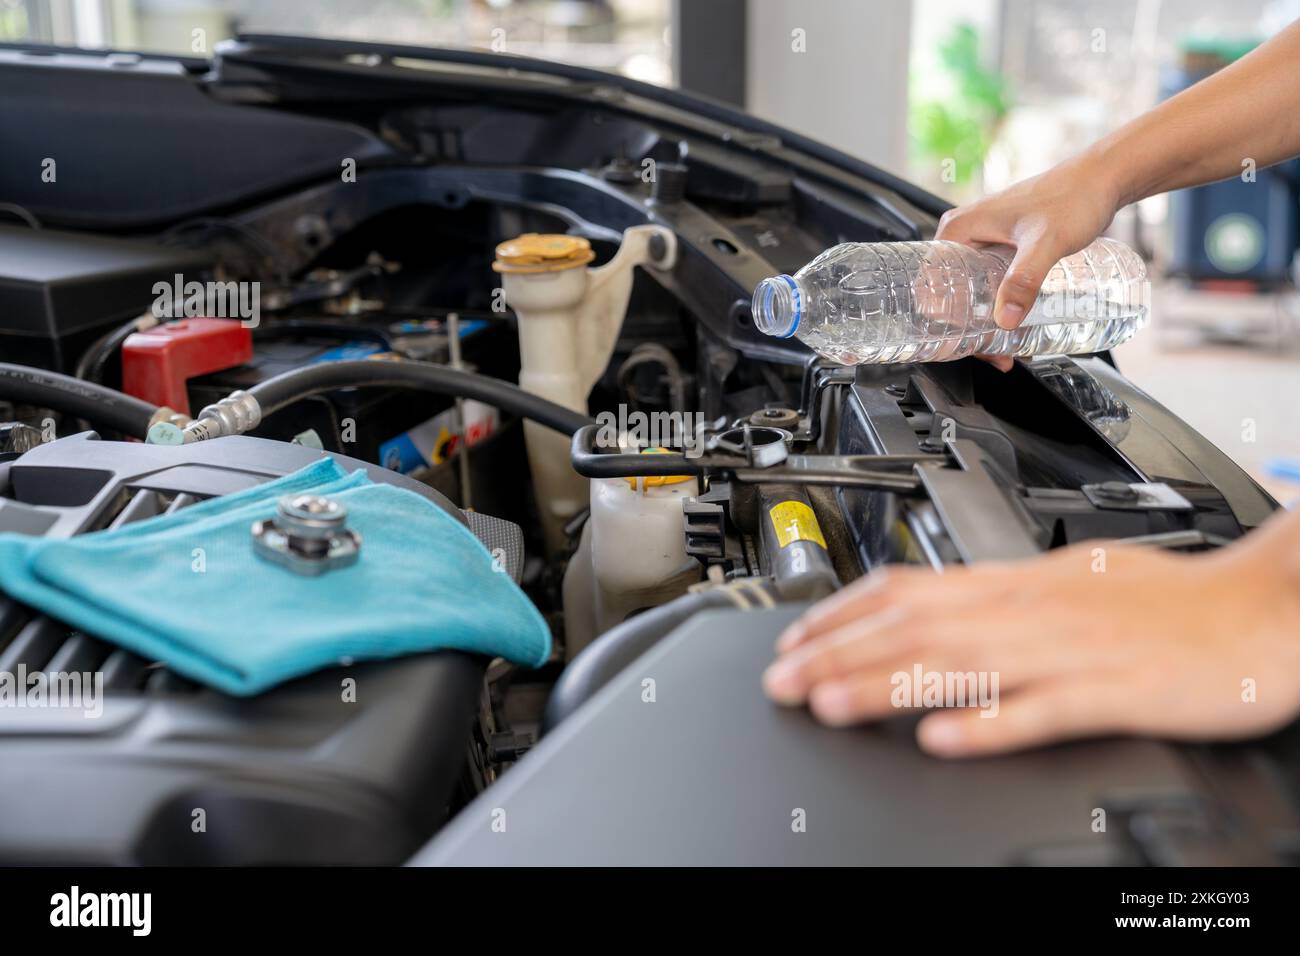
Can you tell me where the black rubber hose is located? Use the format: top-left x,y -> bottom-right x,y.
0,364 -> 159,438
570,423 -> 710,477
541,585 -> 779,735
247,360 -> 595,437
75,316 -> 149,383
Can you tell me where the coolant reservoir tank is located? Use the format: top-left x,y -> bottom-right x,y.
591,462 -> 699,597
494,226 -> 677,554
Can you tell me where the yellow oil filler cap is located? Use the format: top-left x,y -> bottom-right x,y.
624,447 -> 694,490
493,233 -> 596,273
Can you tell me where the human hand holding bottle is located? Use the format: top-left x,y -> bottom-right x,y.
934,157 -> 1124,370
937,18 -> 1300,369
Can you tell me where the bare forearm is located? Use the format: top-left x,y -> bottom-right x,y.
1231,501 -> 1300,588
1082,21 -> 1300,207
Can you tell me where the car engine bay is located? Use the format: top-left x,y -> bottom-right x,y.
1,36 -> 1297,865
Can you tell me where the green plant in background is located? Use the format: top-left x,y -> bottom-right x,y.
0,0 -> 28,42
910,22 -> 1010,189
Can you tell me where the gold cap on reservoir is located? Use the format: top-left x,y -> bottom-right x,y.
624,447 -> 694,489
492,233 -> 596,273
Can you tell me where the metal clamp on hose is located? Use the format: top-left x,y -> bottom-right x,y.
147,390 -> 262,445
570,424 -> 716,478
709,424 -> 791,468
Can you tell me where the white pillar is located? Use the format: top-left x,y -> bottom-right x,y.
744,0 -> 913,175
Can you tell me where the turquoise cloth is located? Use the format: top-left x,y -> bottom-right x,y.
0,459 -> 551,695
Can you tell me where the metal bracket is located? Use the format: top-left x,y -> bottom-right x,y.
1081,481 -> 1194,512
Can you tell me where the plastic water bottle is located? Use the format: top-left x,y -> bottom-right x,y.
751,238 -> 1148,365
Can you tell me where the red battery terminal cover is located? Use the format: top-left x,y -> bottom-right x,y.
121,318 -> 254,415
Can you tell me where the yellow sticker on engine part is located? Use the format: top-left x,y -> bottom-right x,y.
769,500 -> 827,550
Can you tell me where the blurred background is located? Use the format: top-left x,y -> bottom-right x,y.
4,0 -> 1299,498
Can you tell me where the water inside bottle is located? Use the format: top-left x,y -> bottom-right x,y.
753,237 -> 1148,365
793,291 -> 1147,365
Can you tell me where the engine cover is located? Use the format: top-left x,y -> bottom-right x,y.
0,434 -> 517,864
